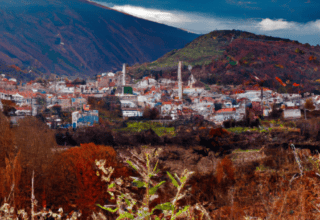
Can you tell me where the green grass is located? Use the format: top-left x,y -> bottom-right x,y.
227,127 -> 249,134
255,164 -> 270,172
227,126 -> 284,134
116,121 -> 176,137
233,149 -> 260,153
134,34 -> 225,73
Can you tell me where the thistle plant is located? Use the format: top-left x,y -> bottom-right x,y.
290,144 -> 303,176
153,169 -> 194,220
96,147 -> 203,219
0,202 -> 77,220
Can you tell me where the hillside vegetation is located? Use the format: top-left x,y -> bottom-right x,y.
128,30 -> 320,93
3,112 -> 320,219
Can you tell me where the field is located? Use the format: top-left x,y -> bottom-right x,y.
3,114 -> 320,219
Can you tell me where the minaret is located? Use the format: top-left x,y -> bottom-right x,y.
122,63 -> 126,86
178,61 -> 182,100
122,63 -> 126,95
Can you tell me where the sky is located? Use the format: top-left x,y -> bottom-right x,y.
92,0 -> 320,45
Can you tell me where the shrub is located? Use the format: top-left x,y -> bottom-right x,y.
143,108 -> 160,120
305,98 -> 315,110
96,148 -> 210,219
13,117 -> 56,208
118,122 -> 175,137
47,143 -> 130,218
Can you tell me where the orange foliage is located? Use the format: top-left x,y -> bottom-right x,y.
309,55 -> 316,61
9,65 -> 21,72
0,113 -> 14,167
209,128 -> 230,138
305,98 -> 315,110
275,77 -> 286,87
216,157 -> 235,184
0,113 -> 21,206
47,143 -> 130,217
275,64 -> 284,68
293,82 -> 300,87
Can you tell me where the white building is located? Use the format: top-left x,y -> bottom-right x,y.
122,108 -> 143,118
283,108 -> 301,120
120,100 -> 137,108
60,87 -> 74,94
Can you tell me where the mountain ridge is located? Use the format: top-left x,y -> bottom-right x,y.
127,30 -> 320,93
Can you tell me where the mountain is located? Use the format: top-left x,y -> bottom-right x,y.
128,30 -> 320,93
0,0 -> 198,81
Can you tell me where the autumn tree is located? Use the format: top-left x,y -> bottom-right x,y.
0,112 -> 17,204
305,98 -> 315,110
46,143 -> 130,218
0,152 -> 22,208
143,107 -> 160,119
1,100 -> 16,116
0,113 -> 14,167
14,116 -> 56,208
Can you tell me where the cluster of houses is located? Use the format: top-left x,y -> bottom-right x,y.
0,63 -> 319,128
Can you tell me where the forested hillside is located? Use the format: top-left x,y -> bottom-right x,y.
128,30 -> 320,92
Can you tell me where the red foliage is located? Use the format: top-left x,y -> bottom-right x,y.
309,55 -> 316,61
209,128 -> 230,138
9,65 -> 21,72
47,143 -> 130,217
216,157 -> 235,184
275,77 -> 286,87
293,82 -> 300,87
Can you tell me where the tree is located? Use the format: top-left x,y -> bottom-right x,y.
14,117 -> 56,208
0,113 -> 14,167
46,143 -> 130,218
0,112 -> 17,205
143,107 -> 159,120
305,98 -> 315,110
1,100 -> 16,116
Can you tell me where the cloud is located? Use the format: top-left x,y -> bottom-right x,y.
226,0 -> 257,5
93,1 -> 320,45
94,1 -> 252,32
258,18 -> 294,31
111,5 -> 192,25
310,20 -> 320,30
238,1 -> 257,4
226,0 -> 260,9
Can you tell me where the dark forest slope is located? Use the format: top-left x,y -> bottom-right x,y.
0,0 -> 198,80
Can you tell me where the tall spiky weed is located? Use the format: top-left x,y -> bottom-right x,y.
96,146 -> 211,219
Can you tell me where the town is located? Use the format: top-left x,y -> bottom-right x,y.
0,61 -> 316,129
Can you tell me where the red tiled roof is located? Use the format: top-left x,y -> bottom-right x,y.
173,101 -> 182,105
16,106 -> 32,111
216,108 -> 236,113
160,86 -> 167,90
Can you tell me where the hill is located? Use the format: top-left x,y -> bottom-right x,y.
128,30 -> 320,93
0,0 -> 198,81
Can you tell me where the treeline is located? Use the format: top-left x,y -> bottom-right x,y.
0,113 -> 130,218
